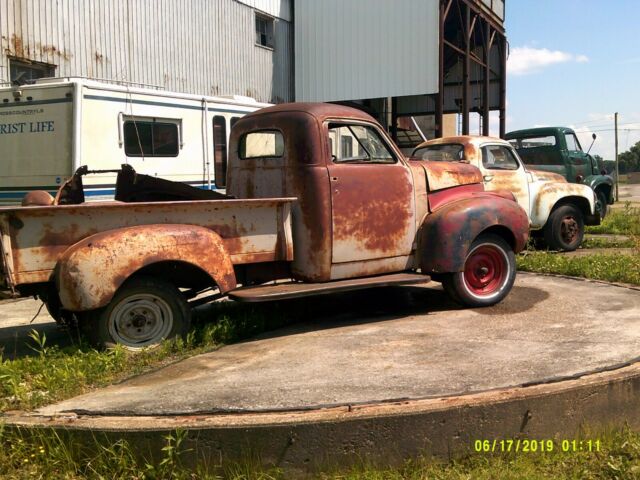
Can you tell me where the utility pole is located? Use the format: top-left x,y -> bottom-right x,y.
615,112 -> 619,201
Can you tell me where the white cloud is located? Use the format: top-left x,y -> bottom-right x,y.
508,47 -> 589,76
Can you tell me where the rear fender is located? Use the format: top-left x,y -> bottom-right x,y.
56,224 -> 236,311
419,196 -> 529,273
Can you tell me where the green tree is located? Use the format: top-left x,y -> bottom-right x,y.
618,141 -> 640,173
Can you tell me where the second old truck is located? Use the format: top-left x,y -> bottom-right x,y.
0,103 -> 529,350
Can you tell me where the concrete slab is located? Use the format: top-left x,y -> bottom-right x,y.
35,273 -> 640,417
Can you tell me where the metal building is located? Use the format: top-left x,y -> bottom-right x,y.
294,0 -> 507,140
0,0 -> 293,103
1,0 -> 506,140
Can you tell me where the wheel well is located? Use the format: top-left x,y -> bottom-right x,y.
595,184 -> 612,200
478,225 -> 516,250
552,196 -> 591,218
129,261 -> 218,291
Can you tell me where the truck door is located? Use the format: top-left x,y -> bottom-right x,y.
479,144 -> 531,217
564,132 -> 589,182
326,122 -> 415,265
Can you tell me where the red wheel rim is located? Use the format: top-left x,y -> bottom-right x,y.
463,245 -> 507,296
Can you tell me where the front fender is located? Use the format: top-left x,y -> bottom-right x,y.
530,183 -> 596,228
56,224 -> 236,311
418,195 -> 529,273
585,175 -> 614,203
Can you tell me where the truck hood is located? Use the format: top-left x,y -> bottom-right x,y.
408,160 -> 482,191
528,168 -> 567,184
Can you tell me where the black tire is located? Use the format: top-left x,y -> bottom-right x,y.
595,190 -> 609,219
440,233 -> 516,307
543,204 -> 584,251
81,276 -> 191,350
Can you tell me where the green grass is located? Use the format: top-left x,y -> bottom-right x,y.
0,302 -> 290,413
1,425 -> 640,479
517,251 -> 640,286
519,203 -> 639,285
586,203 -> 640,236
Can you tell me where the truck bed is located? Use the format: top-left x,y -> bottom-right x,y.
0,198 -> 294,291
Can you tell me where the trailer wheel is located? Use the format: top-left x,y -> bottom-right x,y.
543,204 -> 584,251
441,234 -> 516,307
85,276 -> 191,350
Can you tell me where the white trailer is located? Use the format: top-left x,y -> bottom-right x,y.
0,77 -> 270,204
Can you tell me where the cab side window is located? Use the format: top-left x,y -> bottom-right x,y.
482,145 -> 519,170
564,133 -> 582,151
328,123 -> 395,164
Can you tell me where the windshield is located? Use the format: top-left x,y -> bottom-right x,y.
412,144 -> 465,162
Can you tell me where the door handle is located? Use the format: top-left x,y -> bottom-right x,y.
483,175 -> 494,182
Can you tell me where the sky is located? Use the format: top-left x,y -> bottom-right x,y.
501,0 -> 640,160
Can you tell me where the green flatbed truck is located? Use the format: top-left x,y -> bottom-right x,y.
505,127 -> 614,218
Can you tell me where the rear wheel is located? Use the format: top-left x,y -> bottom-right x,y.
543,204 -> 584,251
595,190 -> 609,219
441,233 -> 516,307
82,276 -> 191,350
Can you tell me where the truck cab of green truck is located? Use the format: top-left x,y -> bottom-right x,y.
505,127 -> 614,218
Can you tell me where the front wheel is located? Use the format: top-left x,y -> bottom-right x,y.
82,276 -> 191,350
543,204 -> 584,251
441,233 -> 516,307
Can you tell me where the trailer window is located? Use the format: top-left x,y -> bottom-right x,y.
124,121 -> 179,157
213,116 -> 227,188
239,131 -> 284,159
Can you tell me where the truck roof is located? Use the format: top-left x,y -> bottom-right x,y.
242,102 -> 376,124
505,126 -> 575,138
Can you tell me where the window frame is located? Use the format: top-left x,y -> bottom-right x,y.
121,116 -> 182,158
481,144 -> 521,171
564,133 -> 582,152
255,12 -> 275,50
326,121 -> 398,165
213,115 -> 228,188
412,143 -> 466,162
9,57 -> 56,83
238,129 -> 285,159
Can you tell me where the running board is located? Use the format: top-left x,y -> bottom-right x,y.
228,273 -> 431,303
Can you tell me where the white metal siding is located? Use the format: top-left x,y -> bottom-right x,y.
295,0 -> 439,102
0,0 -> 293,103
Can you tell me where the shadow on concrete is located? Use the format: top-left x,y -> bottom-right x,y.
194,283 -> 550,344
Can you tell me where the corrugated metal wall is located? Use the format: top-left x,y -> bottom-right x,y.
0,0 -> 293,103
295,0 -> 439,103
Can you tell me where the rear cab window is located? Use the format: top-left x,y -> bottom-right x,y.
412,144 -> 465,162
239,130 -> 285,159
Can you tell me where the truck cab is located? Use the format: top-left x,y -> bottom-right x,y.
505,127 -> 614,218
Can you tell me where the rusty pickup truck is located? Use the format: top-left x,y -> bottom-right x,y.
0,103 -> 529,350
